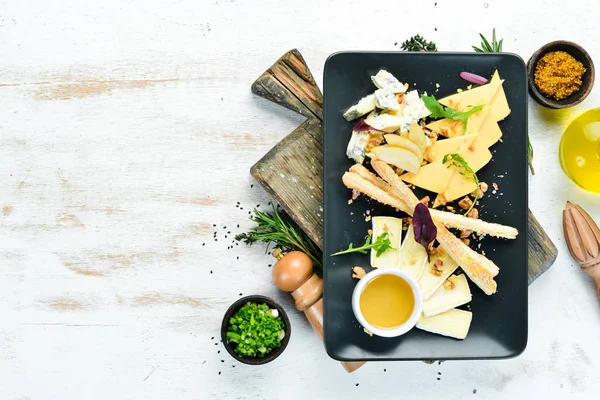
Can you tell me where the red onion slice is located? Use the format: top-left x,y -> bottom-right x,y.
460,71 -> 489,85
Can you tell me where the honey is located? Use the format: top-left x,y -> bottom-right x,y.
559,108 -> 600,194
359,274 -> 415,329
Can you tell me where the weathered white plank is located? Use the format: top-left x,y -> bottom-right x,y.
0,0 -> 600,399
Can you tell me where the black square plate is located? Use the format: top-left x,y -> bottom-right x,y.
323,52 -> 528,361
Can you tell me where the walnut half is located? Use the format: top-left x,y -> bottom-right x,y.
431,259 -> 444,276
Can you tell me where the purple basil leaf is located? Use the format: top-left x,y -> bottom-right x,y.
352,119 -> 388,134
413,203 -> 437,256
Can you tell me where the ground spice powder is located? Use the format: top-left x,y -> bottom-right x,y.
534,51 -> 586,100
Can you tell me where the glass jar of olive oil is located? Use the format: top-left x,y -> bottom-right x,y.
559,108 -> 600,194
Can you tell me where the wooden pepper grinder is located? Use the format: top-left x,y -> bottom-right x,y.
563,201 -> 600,300
271,248 -> 365,373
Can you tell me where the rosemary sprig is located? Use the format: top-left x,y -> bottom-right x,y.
473,28 -> 503,52
331,232 -> 395,257
400,35 -> 438,52
235,205 -> 322,274
442,153 -> 479,215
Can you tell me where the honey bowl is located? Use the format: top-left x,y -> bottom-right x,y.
351,268 -> 423,338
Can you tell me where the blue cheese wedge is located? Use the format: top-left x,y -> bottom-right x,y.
398,227 -> 428,280
416,309 -> 472,339
422,274 -> 472,317
370,217 -> 403,269
343,94 -> 376,121
374,89 -> 401,110
418,248 -> 459,300
346,131 -> 370,163
397,91 -> 431,132
371,70 -> 406,93
367,114 -> 404,132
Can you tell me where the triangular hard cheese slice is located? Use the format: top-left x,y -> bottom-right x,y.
488,70 -> 510,122
424,134 -> 478,162
400,159 -> 454,193
441,143 -> 492,202
439,75 -> 502,111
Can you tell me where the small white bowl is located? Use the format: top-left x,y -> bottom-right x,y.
352,268 -> 423,338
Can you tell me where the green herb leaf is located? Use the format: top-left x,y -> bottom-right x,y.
331,232 -> 395,257
400,35 -> 438,52
421,95 -> 484,130
528,136 -> 535,175
235,204 -> 323,275
442,153 -> 479,216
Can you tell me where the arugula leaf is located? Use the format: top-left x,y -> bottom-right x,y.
421,95 -> 484,130
442,153 -> 479,215
331,232 -> 395,257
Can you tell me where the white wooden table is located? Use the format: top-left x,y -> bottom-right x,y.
1,1 -> 599,399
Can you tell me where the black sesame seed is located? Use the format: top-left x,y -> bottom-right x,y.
218,350 -> 220,354
214,343 -> 218,345
214,239 -> 217,241
227,231 -> 231,234
394,42 -> 398,46
213,224 -> 216,227
221,360 -> 224,363
223,226 -> 226,229
218,371 -> 221,375
250,184 -> 253,188
232,365 -> 235,368
384,369 -> 386,372
355,383 -> 359,387
237,224 -> 239,228
236,256 -> 239,260
211,336 -> 214,339
210,270 -> 213,274
240,207 -> 244,210
239,293 -> 242,296
437,377 -> 440,381
473,389 -> 477,394
438,372 -> 441,375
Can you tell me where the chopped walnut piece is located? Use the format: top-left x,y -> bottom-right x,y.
443,277 -> 456,290
420,196 -> 430,206
351,189 -> 361,200
462,238 -> 471,246
446,205 -> 455,212
492,182 -> 499,191
468,143 -> 476,152
427,246 -> 438,255
402,217 -> 413,226
460,229 -> 472,239
471,182 -> 488,199
437,195 -> 447,207
468,208 -> 479,219
352,266 -> 366,279
440,127 -> 449,136
395,93 -> 404,103
458,196 -> 473,210
431,259 -> 444,276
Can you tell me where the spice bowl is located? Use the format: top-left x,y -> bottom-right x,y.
527,40 -> 594,108
221,295 -> 291,365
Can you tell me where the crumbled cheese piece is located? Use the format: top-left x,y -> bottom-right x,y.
348,199 -> 353,205
460,230 -> 472,239
363,328 -> 373,337
365,215 -> 372,222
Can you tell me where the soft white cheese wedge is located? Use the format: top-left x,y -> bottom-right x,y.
422,274 -> 472,317
416,309 -> 472,340
346,131 -> 370,163
418,248 -> 459,300
370,216 -> 403,269
371,70 -> 406,93
397,226 -> 428,280
343,94 -> 376,121
374,89 -> 401,110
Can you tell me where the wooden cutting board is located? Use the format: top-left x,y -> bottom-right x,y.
251,49 -> 558,284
